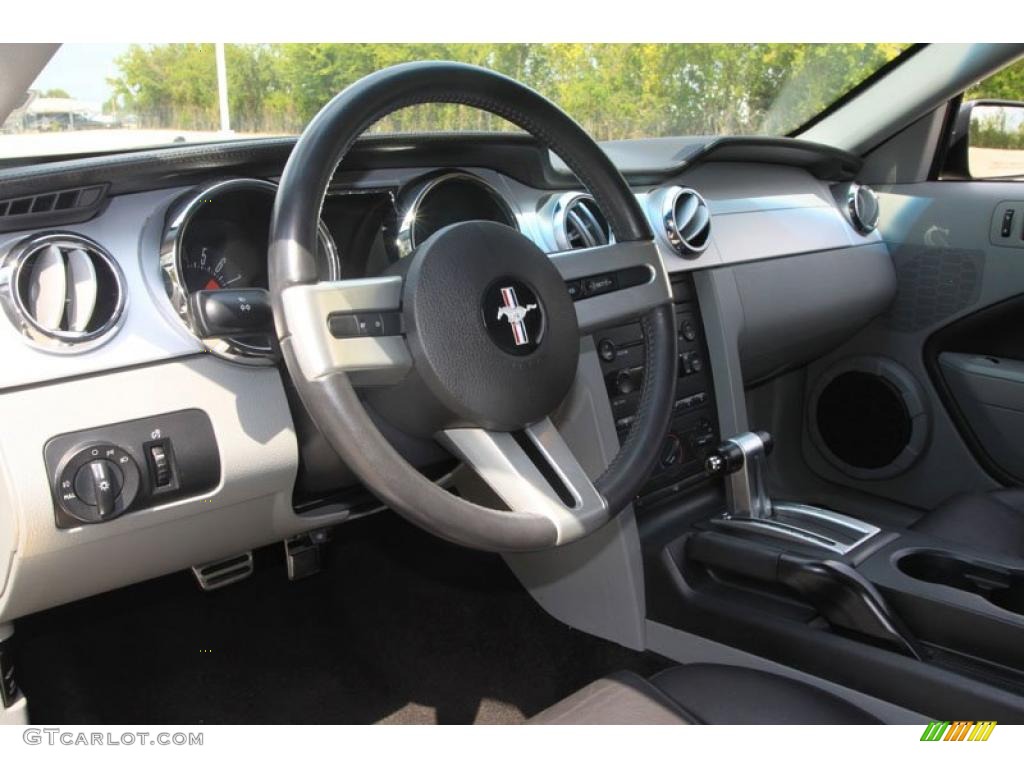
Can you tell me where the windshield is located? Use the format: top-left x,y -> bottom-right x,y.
1,43 -> 912,159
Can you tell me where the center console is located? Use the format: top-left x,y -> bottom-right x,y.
639,418 -> 1024,717
596,274 -> 720,508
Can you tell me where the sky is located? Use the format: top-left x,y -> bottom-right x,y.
30,43 -> 131,106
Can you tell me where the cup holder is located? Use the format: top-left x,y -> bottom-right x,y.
897,550 -> 1024,615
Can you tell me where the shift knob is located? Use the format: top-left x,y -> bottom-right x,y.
705,431 -> 773,477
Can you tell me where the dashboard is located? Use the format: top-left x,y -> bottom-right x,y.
0,133 -> 893,622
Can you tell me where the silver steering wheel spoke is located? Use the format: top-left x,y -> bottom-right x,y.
549,240 -> 671,333
279,275 -> 411,386
439,417 -> 609,544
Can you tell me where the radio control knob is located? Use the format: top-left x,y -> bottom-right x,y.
598,338 -> 617,362
659,434 -> 682,469
615,369 -> 636,395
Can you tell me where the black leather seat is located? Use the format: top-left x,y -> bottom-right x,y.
912,488 -> 1024,559
529,664 -> 880,725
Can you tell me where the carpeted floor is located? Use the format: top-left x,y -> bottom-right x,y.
14,511 -> 664,724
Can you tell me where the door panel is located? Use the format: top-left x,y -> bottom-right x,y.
799,181 -> 1024,509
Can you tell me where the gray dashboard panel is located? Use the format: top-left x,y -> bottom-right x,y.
0,156 -> 884,621
0,354 -> 348,621
731,243 -> 897,384
0,187 -> 202,391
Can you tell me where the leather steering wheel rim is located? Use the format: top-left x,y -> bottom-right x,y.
269,61 -> 677,552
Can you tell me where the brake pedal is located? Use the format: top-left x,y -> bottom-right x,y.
191,552 -> 254,591
284,529 -> 329,581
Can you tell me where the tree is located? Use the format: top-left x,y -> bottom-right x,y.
41,88 -> 71,99
106,43 -> 911,139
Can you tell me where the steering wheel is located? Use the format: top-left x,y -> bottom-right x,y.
269,61 -> 676,551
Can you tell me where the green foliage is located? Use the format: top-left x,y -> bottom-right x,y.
964,59 -> 1024,150
971,112 -> 1024,150
967,58 -> 1024,103
107,43 -> 910,138
41,88 -> 71,99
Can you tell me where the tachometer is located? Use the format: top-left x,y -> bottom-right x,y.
161,178 -> 340,364
180,220 -> 252,293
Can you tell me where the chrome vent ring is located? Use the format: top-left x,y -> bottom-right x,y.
553,192 -> 611,250
658,186 -> 712,256
0,232 -> 126,351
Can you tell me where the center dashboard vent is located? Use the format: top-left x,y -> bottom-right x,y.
654,186 -> 712,257
553,192 -> 611,250
0,232 -> 125,351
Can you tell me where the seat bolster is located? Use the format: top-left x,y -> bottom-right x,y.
529,671 -> 693,725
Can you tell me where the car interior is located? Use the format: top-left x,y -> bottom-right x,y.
2,42 -> 1024,725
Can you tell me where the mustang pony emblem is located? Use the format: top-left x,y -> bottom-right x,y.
496,286 -> 538,346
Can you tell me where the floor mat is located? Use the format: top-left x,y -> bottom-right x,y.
14,511 -> 664,724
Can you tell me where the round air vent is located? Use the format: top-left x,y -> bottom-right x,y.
807,357 -> 929,480
847,183 -> 880,234
653,186 -> 711,256
552,192 -> 611,250
0,232 -> 125,351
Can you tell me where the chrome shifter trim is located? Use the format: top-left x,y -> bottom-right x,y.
713,501 -> 881,555
723,432 -> 772,519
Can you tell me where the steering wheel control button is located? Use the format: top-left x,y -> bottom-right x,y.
583,273 -> 617,296
483,279 -> 544,355
329,311 -> 402,338
328,313 -> 360,337
358,313 -> 385,337
565,267 -> 650,302
681,320 -> 698,342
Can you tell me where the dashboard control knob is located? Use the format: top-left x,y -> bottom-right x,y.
74,460 -> 122,518
55,444 -> 141,524
615,369 -> 636,395
598,338 -> 617,362
659,434 -> 682,469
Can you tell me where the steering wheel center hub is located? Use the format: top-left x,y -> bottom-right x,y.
482,278 -> 545,355
402,220 -> 580,431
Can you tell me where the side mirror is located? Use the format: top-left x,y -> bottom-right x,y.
945,99 -> 1024,180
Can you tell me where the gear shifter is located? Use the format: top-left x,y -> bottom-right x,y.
705,431 -> 773,519
705,431 -> 881,554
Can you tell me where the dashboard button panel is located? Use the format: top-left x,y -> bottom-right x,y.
596,273 -> 719,506
44,409 -> 220,529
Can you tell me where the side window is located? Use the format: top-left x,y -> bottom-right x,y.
943,58 -> 1024,180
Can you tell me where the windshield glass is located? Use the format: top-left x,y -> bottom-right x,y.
1,43 -> 912,159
